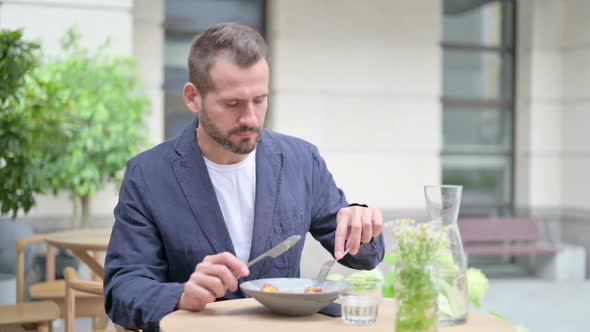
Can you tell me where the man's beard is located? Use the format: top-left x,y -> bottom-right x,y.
198,106 -> 262,155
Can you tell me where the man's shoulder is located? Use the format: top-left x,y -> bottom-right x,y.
262,129 -> 319,155
127,137 -> 178,169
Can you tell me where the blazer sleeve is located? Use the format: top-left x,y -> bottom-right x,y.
104,161 -> 184,331
307,146 -> 385,270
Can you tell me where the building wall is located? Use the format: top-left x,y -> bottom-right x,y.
560,0 -> 590,276
268,0 -> 442,217
561,0 -> 590,211
516,0 -> 590,276
266,0 -> 443,277
514,0 -> 563,210
0,0 -> 133,55
133,0 -> 165,148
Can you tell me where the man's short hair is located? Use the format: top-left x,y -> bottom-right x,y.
188,22 -> 269,95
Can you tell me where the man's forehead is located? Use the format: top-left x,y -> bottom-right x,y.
207,58 -> 269,93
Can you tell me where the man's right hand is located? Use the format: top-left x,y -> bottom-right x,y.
176,252 -> 249,311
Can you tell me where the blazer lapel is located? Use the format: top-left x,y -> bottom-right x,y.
172,117 -> 236,256
248,130 -> 283,280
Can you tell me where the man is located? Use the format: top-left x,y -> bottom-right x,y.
104,22 -> 384,331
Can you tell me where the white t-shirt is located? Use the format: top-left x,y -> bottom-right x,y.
203,150 -> 256,263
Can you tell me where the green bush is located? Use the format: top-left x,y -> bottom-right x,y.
0,30 -> 43,218
36,29 -> 151,226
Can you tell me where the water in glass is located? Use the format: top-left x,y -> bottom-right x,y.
339,279 -> 381,325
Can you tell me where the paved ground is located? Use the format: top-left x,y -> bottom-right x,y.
480,278 -> 590,332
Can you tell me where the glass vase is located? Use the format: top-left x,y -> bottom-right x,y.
395,261 -> 438,332
424,185 -> 468,325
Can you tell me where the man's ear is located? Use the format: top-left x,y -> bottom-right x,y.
183,82 -> 202,114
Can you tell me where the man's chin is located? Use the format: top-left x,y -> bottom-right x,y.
237,142 -> 257,154
227,138 -> 258,155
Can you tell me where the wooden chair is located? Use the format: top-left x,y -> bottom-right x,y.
16,235 -> 105,324
64,267 -> 137,332
0,301 -> 60,332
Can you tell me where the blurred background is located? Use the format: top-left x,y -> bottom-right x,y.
1,0 -> 589,331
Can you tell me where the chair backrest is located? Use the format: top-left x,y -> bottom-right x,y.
16,234 -> 102,303
458,217 -> 542,243
15,234 -> 56,303
64,267 -> 103,332
64,268 -> 136,332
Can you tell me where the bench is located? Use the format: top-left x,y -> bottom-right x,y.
458,217 -> 559,258
458,217 -> 588,281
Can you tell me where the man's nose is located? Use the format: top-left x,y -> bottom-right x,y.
238,103 -> 257,127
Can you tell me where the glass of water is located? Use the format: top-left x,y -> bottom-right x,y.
338,277 -> 382,325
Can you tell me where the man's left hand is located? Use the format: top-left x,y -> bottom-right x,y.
334,205 -> 383,260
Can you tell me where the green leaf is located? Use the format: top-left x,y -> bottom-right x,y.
386,269 -> 395,285
382,285 -> 394,298
325,273 -> 343,281
467,268 -> 489,307
345,269 -> 384,282
489,311 -> 505,320
384,253 -> 398,265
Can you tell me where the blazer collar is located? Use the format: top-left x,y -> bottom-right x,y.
172,117 -> 235,255
248,130 -> 283,280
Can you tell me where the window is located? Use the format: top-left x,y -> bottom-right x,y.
442,0 -> 516,216
164,0 -> 266,139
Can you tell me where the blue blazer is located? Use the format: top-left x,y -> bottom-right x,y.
104,117 -> 384,331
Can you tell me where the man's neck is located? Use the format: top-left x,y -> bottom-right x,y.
195,128 -> 248,165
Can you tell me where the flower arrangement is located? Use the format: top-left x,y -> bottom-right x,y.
383,219 -> 490,306
391,219 -> 444,332
381,219 -> 531,332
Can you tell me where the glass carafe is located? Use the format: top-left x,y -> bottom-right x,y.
424,185 -> 468,325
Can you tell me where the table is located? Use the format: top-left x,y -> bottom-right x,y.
44,228 -> 111,278
159,298 -> 515,332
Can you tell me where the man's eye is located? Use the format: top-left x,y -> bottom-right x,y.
254,98 -> 266,104
226,102 -> 239,107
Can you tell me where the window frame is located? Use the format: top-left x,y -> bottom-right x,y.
441,0 -> 517,216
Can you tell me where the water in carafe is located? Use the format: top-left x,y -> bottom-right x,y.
424,185 -> 468,325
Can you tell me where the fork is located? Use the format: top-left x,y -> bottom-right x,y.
315,248 -> 350,285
